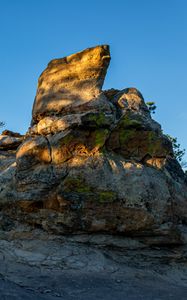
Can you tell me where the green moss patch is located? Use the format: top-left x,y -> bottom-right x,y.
146,131 -> 164,156
98,191 -> 117,203
119,114 -> 143,130
81,112 -> 111,127
63,176 -> 117,204
91,129 -> 109,148
119,129 -> 136,146
63,177 -> 91,193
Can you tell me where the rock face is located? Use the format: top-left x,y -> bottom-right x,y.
32,45 -> 111,123
0,45 -> 187,246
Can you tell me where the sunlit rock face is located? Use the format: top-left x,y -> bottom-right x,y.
32,45 -> 111,124
0,45 -> 187,246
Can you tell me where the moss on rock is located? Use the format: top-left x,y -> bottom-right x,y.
81,112 -> 112,128
119,114 -> 143,129
63,176 -> 117,204
98,191 -> 117,203
63,177 -> 91,193
119,129 -> 136,146
92,129 -> 109,148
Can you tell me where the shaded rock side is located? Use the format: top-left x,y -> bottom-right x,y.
0,45 -> 187,247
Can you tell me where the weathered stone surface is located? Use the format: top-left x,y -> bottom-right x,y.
0,134 -> 23,149
105,88 -> 148,114
106,112 -> 173,161
1,230 -> 187,300
2,130 -> 23,137
37,115 -> 82,135
0,151 -> 17,206
0,150 -> 16,171
32,45 -> 111,123
0,45 -> 187,247
49,128 -> 110,164
16,136 -> 51,169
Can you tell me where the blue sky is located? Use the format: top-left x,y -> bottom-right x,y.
0,0 -> 187,160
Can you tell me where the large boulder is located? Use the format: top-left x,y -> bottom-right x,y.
0,132 -> 23,150
32,45 -> 111,123
0,45 -> 187,247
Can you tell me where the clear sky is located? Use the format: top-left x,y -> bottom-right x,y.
0,0 -> 187,160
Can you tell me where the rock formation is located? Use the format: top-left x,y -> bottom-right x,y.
0,45 -> 187,247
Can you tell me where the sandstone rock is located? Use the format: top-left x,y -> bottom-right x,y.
0,45 -> 187,247
2,130 -> 23,137
0,151 -> 17,206
37,115 -> 82,135
0,150 -> 16,172
36,112 -> 114,135
0,134 -> 23,150
49,128 -> 110,164
106,111 -> 173,161
32,45 -> 111,123
16,136 -> 52,170
105,88 -> 148,114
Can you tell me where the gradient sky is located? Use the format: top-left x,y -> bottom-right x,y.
0,0 -> 187,160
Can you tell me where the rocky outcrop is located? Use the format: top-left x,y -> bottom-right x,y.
0,130 -> 23,150
32,45 -> 111,123
0,45 -> 187,247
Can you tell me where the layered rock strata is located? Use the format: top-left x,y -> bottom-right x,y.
0,45 -> 187,246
